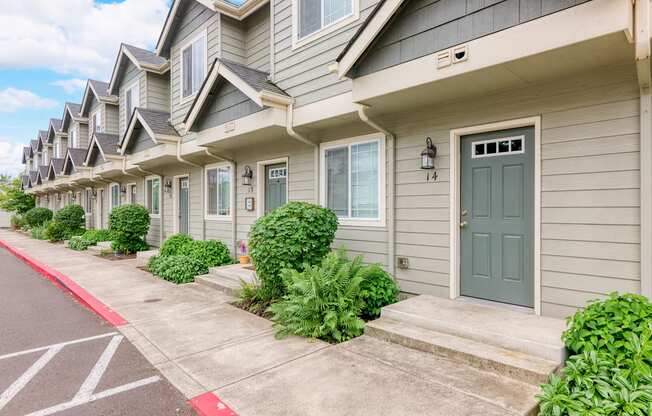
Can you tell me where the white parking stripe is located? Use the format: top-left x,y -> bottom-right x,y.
24,376 -> 161,416
0,332 -> 118,361
0,345 -> 63,411
73,335 -> 123,401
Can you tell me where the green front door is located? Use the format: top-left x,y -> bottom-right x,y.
178,177 -> 189,235
460,127 -> 534,307
265,163 -> 287,213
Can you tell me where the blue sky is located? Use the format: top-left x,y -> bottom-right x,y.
0,0 -> 172,175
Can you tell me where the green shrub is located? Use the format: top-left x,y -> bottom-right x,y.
148,255 -> 206,284
185,240 -> 232,269
160,234 -> 194,257
10,214 -> 25,230
21,224 -> 31,232
43,221 -> 69,242
24,207 -> 53,227
30,222 -> 50,240
249,202 -> 338,299
268,250 -> 365,343
108,204 -> 150,254
68,236 -> 93,251
53,204 -> 85,234
80,229 -> 113,245
358,264 -> 399,320
238,280 -> 273,317
538,294 -> 652,416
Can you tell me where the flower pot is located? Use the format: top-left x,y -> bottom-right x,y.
239,255 -> 250,264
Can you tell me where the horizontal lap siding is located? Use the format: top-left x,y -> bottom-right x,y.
104,104 -> 119,135
145,73 -> 171,113
245,6 -> 270,72
161,165 -> 203,242
221,15 -> 246,64
170,2 -> 219,128
87,97 -> 100,144
384,64 -> 640,318
128,128 -> 156,154
118,61 -> 145,137
195,83 -> 263,130
272,0 -> 380,107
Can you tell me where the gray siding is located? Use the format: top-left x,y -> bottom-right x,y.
246,6 -> 271,72
118,60 -> 145,136
88,96 -> 100,143
194,82 -> 263,131
170,1 -> 220,127
105,104 -> 119,135
145,72 -> 171,113
126,127 -> 156,154
87,147 -> 106,167
78,123 -> 89,148
221,15 -> 246,64
354,0 -> 590,77
161,166 -> 203,242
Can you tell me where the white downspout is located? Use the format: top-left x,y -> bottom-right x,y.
286,103 -> 319,203
635,0 -> 652,299
121,158 -> 138,178
358,104 -> 396,278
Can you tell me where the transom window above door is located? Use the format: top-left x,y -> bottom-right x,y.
181,33 -> 207,101
472,136 -> 524,158
296,0 -> 357,45
320,135 -> 385,227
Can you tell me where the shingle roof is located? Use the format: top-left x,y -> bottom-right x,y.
30,139 -> 39,152
50,118 -> 62,132
50,158 -> 64,175
123,44 -> 168,68
95,133 -> 121,156
38,130 -> 49,146
29,170 -> 38,184
88,80 -> 113,99
22,147 -> 31,163
68,148 -> 88,167
66,102 -> 82,116
38,165 -> 49,181
136,109 -> 179,137
220,58 -> 287,96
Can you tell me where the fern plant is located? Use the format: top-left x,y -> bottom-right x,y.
268,250 -> 366,343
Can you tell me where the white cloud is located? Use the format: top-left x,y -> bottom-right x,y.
0,139 -> 26,176
51,78 -> 88,94
0,0 -> 170,80
0,88 -> 58,113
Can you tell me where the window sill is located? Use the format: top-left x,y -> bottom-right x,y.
338,218 -> 386,228
180,93 -> 197,106
205,215 -> 232,222
150,214 -> 161,219
292,13 -> 359,50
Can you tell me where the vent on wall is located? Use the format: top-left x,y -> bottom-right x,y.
436,44 -> 469,69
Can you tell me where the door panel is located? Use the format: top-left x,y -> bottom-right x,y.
178,177 -> 189,235
265,163 -> 287,214
460,127 -> 534,307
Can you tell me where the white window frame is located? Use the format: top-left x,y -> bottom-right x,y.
91,109 -> 102,134
319,133 -> 386,227
70,128 -> 78,148
471,135 -> 525,159
124,79 -> 140,127
109,183 -> 121,211
179,29 -> 208,104
292,0 -> 359,49
145,176 -> 161,218
204,162 -> 233,221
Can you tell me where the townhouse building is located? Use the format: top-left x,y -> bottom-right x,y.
21,0 -> 652,318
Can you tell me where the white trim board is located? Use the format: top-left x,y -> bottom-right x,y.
449,116 -> 542,315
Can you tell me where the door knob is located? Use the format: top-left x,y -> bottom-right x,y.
460,221 -> 468,229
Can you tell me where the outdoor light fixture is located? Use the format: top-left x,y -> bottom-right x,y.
242,165 -> 253,186
421,137 -> 438,182
92,190 -> 97,199
164,179 -> 173,194
71,193 -> 76,201
120,185 -> 127,194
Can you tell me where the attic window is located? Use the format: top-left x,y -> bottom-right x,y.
298,0 -> 353,39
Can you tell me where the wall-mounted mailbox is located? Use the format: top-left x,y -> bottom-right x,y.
245,197 -> 255,211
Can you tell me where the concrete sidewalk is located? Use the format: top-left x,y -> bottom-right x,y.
0,230 -> 537,416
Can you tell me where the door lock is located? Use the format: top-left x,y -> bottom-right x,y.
460,220 -> 468,229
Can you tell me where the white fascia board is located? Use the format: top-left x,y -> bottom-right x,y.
213,0 -> 269,20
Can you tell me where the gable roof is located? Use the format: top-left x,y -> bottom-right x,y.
38,130 -> 49,147
108,43 -> 170,94
62,148 -> 88,174
22,146 -> 31,164
28,170 -> 38,187
21,175 -> 29,190
47,119 -> 63,143
30,139 -> 40,153
120,108 -> 180,153
184,58 -> 291,130
80,79 -> 118,116
48,158 -> 65,180
61,102 -> 86,132
37,165 -> 49,184
335,0 -> 400,78
156,0 -> 214,56
84,133 -> 122,166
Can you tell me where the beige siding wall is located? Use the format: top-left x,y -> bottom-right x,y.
105,103 -> 119,135
160,165 -> 204,242
221,15 -> 246,64
145,72 -> 171,113
118,61 -> 146,137
245,6 -> 270,72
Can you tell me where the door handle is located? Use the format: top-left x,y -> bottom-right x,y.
460,221 -> 468,229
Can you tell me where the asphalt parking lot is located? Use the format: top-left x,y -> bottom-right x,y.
0,248 -> 196,416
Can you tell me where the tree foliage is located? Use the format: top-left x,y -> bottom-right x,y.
0,178 -> 35,214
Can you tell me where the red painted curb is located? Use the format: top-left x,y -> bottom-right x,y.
189,393 -> 238,416
0,239 -> 127,327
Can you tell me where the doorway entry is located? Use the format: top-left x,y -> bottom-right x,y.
176,176 -> 189,235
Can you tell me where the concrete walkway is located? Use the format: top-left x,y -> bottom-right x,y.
0,230 -> 538,416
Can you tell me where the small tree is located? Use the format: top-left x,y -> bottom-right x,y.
0,178 -> 35,214
108,204 -> 150,254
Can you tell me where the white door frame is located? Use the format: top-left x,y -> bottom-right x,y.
256,157 -> 289,218
449,116 -> 542,315
172,174 -> 190,234
126,182 -> 137,204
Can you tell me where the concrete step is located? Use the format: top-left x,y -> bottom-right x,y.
195,273 -> 242,297
381,295 -> 566,362
366,317 -> 559,385
344,336 -> 541,415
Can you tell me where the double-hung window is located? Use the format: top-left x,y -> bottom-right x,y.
110,183 -> 120,210
125,81 -> 139,124
70,129 -> 78,148
321,135 -> 385,226
145,177 -> 160,217
91,110 -> 102,134
181,33 -> 206,100
205,164 -> 231,219
297,0 -> 355,41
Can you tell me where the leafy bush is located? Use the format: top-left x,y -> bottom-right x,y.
185,240 -> 232,269
68,236 -> 93,251
24,207 -> 53,227
358,264 -> 399,320
53,204 -> 85,234
108,204 -> 150,254
10,214 -> 25,230
0,178 -> 35,214
268,250 -> 365,343
538,293 -> 652,415
43,221 -> 70,242
148,255 -> 206,284
30,222 -> 50,240
249,202 -> 338,299
160,234 -> 194,257
238,280 -> 273,317
80,229 -> 113,245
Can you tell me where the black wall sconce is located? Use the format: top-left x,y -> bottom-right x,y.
120,185 -> 127,195
242,165 -> 253,186
91,189 -> 97,200
164,179 -> 173,194
421,137 -> 438,182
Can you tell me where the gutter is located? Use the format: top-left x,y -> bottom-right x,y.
358,104 -> 396,278
121,158 -> 139,178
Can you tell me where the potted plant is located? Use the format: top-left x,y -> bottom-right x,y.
238,240 -> 250,264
